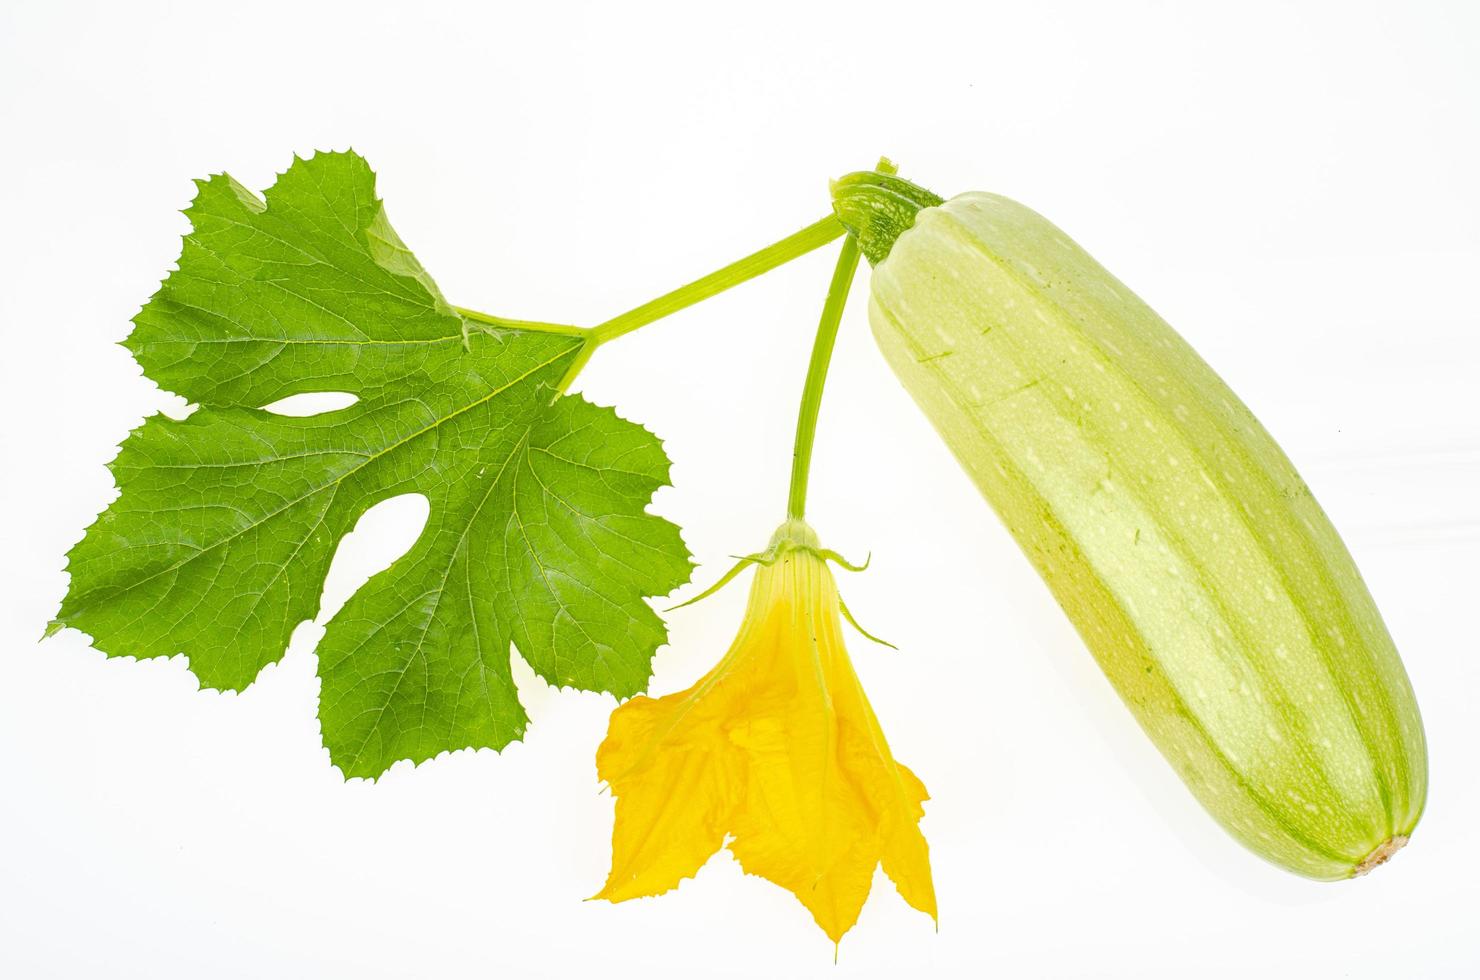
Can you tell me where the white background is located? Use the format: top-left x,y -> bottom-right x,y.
2,1 -> 1477,976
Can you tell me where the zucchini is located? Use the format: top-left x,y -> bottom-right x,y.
833,171 -> 1426,879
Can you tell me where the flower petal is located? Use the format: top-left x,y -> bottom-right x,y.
595,542 -> 935,944
593,687 -> 741,902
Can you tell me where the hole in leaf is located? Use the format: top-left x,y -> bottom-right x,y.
260,391 -> 359,417
317,493 -> 430,623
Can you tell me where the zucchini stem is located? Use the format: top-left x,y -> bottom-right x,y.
830,166 -> 943,266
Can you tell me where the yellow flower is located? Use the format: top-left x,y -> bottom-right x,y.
592,519 -> 936,945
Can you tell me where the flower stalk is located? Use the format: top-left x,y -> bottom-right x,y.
785,158 -> 895,518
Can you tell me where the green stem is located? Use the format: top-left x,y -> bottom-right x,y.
455,214 -> 846,396
589,215 -> 844,344
785,233 -> 862,520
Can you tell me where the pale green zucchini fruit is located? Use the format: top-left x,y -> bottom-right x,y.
833,171 -> 1427,879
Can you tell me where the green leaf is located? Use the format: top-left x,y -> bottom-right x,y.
56,151 -> 693,779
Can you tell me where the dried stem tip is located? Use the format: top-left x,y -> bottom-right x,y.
1352,835 -> 1409,877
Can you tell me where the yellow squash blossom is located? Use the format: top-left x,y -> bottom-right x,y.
593,519 -> 936,945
